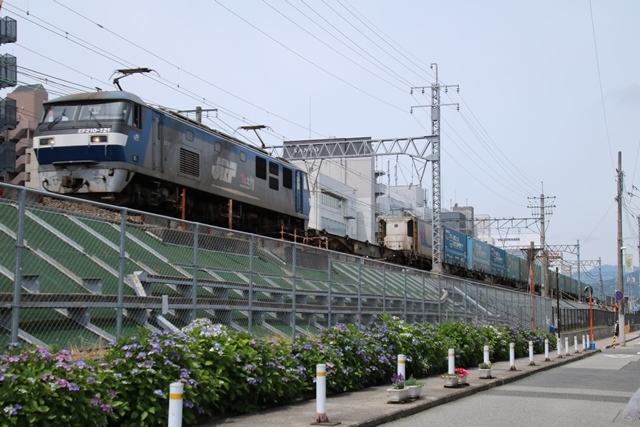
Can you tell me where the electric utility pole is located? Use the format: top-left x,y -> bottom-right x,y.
528,192 -> 555,297
617,151 -> 626,346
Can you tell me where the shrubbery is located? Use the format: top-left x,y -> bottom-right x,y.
0,316 -> 556,426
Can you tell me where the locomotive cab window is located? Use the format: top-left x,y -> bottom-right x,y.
78,101 -> 129,121
41,105 -> 78,125
125,104 -> 142,129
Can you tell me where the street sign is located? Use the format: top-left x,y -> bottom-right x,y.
614,290 -> 624,301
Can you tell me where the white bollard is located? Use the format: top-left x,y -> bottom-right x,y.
544,338 -> 550,361
564,337 -> 570,356
528,341 -> 535,366
557,338 -> 563,358
586,335 -> 590,350
448,348 -> 455,375
574,336 -> 580,353
582,335 -> 586,351
509,342 -> 516,370
483,345 -> 490,364
168,382 -> 183,427
397,354 -> 406,380
315,364 -> 331,424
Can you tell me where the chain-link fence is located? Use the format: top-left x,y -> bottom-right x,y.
0,183 -> 612,351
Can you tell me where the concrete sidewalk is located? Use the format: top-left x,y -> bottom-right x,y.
200,335 -> 630,427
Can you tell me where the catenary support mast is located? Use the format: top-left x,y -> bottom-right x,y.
410,64 -> 458,273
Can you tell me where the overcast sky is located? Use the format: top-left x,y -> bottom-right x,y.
4,1 -> 640,271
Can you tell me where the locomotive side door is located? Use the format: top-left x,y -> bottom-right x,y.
151,113 -> 164,172
295,170 -> 304,213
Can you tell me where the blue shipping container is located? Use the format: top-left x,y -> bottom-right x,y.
443,226 -> 467,267
490,246 -> 506,278
467,237 -> 490,273
505,252 -> 520,280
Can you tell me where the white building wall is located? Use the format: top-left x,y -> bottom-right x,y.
386,185 -> 427,218
316,174 -> 357,237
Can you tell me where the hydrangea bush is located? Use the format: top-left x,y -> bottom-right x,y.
0,317 -> 556,426
0,345 -> 118,426
184,319 -> 306,413
100,328 -> 209,427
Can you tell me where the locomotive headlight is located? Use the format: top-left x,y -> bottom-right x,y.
39,138 -> 54,146
90,135 -> 108,143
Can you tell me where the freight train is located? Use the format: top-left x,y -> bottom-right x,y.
377,216 -> 582,297
33,91 -> 310,234
32,90 -> 582,299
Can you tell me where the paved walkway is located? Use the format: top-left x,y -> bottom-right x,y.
200,335 -> 634,427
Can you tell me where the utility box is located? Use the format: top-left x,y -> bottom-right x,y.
0,97 -> 16,131
0,17 -> 17,44
0,54 -> 17,89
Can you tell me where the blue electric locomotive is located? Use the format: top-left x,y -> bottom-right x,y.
33,91 -> 310,233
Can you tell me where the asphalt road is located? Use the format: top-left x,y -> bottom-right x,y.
382,340 -> 640,427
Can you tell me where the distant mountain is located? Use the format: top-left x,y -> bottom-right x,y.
575,265 -> 639,299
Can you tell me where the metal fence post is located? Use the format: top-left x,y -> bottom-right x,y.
382,264 -> 387,315
191,223 -> 199,325
248,235 -> 254,333
11,187 -> 26,345
476,282 -> 480,323
421,273 -> 425,320
437,274 -> 442,322
117,209 -> 127,339
403,268 -> 407,322
328,251 -> 332,328
291,243 -> 297,341
357,257 -> 362,329
463,281 -> 468,322
493,288 -> 498,323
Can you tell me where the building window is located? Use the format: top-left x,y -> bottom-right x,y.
321,217 -> 346,235
321,192 -> 342,209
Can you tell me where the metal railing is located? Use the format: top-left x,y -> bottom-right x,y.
0,183 -> 603,350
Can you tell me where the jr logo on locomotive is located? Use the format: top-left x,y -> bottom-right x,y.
211,157 -> 237,183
